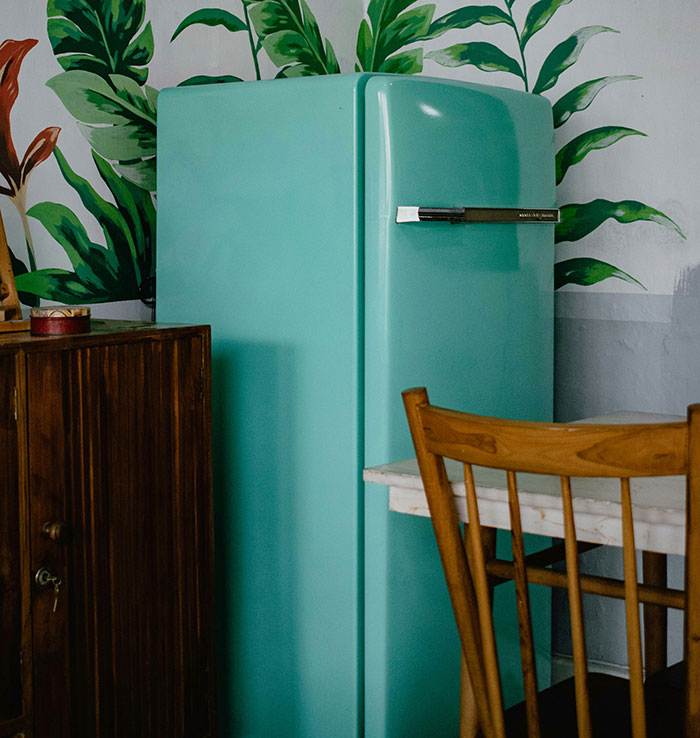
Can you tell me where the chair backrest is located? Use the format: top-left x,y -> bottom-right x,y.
402,386 -> 700,738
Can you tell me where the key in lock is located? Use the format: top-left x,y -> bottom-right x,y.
35,567 -> 62,612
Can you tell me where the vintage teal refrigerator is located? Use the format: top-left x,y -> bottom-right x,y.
156,73 -> 555,738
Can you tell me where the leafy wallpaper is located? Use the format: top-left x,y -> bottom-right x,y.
1,0 -> 691,311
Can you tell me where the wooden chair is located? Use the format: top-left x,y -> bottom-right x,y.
402,387 -> 700,738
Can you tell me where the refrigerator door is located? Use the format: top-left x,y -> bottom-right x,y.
157,75 -> 368,738
363,75 -> 554,738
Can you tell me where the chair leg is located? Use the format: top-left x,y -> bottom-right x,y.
460,657 -> 480,738
643,551 -> 667,678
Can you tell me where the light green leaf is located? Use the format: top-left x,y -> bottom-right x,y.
552,75 -> 641,128
426,41 -> 524,78
46,70 -> 156,189
113,158 -> 156,192
556,199 -> 685,243
424,6 -> 513,40
521,0 -> 573,47
248,0 -> 341,75
47,0 -> 153,84
357,0 -> 434,72
555,257 -> 645,290
177,75 -> 244,87
556,126 -> 645,184
171,8 -> 247,42
533,26 -> 617,94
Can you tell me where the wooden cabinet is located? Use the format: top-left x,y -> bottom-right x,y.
0,321 -> 215,738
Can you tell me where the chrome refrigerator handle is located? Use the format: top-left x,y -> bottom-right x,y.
395,206 -> 560,224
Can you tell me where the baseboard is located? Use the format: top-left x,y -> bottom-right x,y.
551,652 -> 632,682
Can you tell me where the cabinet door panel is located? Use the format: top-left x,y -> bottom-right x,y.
68,337 -> 213,738
0,353 -> 30,738
26,350 -> 73,738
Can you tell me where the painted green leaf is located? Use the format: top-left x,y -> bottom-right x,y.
380,48 -> 423,74
532,26 -> 618,94
171,8 -> 247,42
422,6 -> 513,41
426,42 -> 524,78
46,70 -> 157,190
92,151 -> 155,289
555,257 -> 645,290
47,0 -> 153,84
15,268 -> 116,303
357,0 -> 434,73
27,202 -> 117,292
7,249 -> 38,307
248,0 -> 341,76
556,199 -> 685,243
113,158 -> 156,192
556,126 -> 645,184
521,0 -> 573,47
52,147 -> 137,286
553,75 -> 641,128
177,75 -> 244,86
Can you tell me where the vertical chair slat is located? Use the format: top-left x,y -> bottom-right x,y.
464,463 -> 506,738
402,388 -> 495,738
642,551 -> 667,678
560,475 -> 592,738
620,478 -> 647,738
685,404 -> 700,735
506,470 -> 541,738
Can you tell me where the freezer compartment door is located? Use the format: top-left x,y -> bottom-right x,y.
363,75 -> 555,737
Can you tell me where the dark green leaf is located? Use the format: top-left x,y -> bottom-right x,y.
27,202 -> 118,292
356,0 -> 434,72
552,75 -> 641,128
47,0 -> 153,84
423,6 -> 514,40
521,0 -> 573,47
426,41 -> 524,78
52,146 -> 138,286
177,75 -> 244,86
248,0 -> 341,75
556,199 -> 685,243
46,70 -> 157,189
92,150 -> 155,286
15,268 -> 127,302
7,248 -> 38,307
380,48 -> 423,74
532,26 -> 617,94
556,126 -> 645,184
171,8 -> 247,42
555,257 -> 645,290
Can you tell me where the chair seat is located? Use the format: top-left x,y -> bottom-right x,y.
502,662 -> 684,738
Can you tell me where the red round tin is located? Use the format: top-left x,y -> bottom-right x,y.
30,306 -> 91,335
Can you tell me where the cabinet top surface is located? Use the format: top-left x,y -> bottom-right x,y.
0,319 -> 209,352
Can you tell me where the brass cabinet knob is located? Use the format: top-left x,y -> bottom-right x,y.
42,521 -> 69,543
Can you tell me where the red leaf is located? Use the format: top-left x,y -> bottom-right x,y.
0,39 -> 39,194
20,126 -> 61,183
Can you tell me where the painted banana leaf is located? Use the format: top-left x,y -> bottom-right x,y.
556,200 -> 685,244
555,126 -> 645,184
248,0 -> 340,76
555,257 -> 645,290
552,75 -> 640,128
17,146 -> 153,303
171,8 -> 248,41
533,26 -> 617,94
356,0 -> 435,73
46,70 -> 157,191
426,41 -> 523,78
423,6 -> 513,41
47,0 -> 153,85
